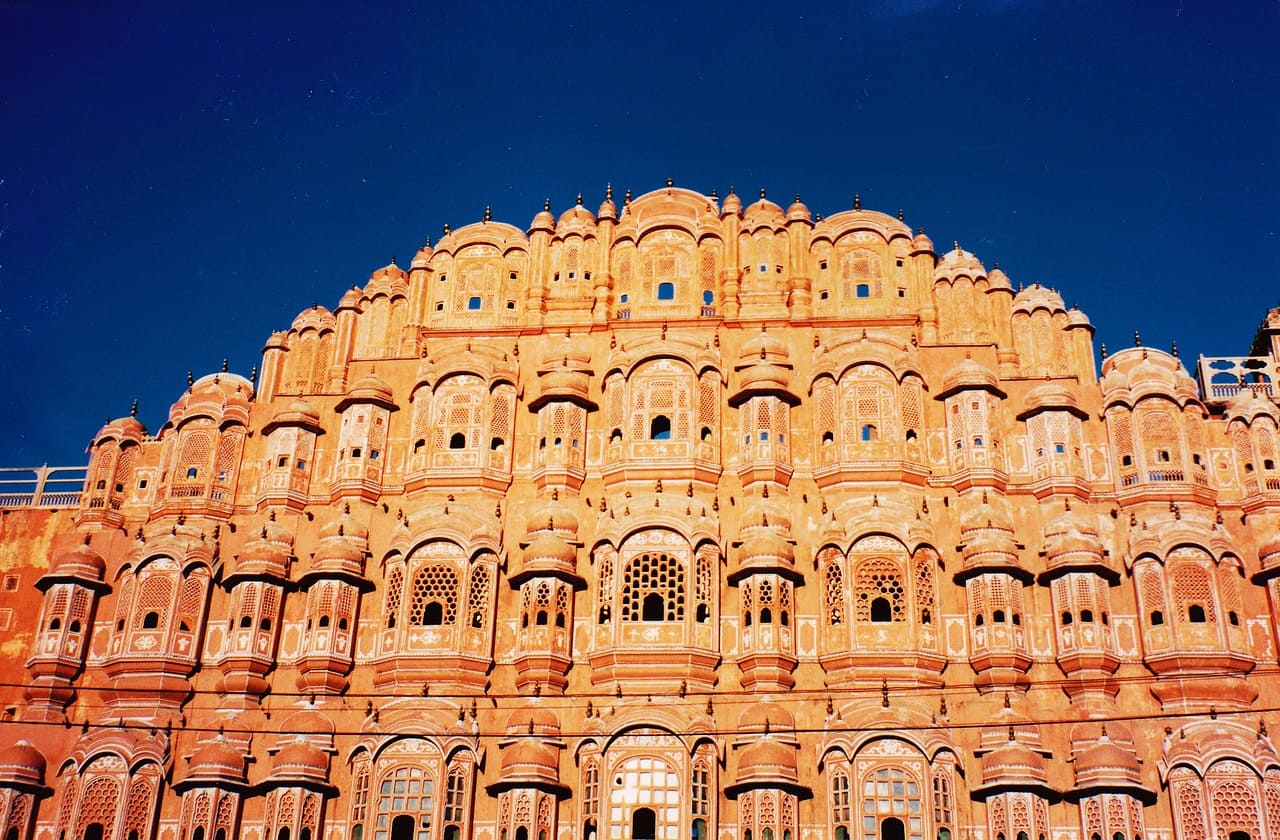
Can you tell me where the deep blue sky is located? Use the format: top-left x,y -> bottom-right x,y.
1,1 -> 1277,468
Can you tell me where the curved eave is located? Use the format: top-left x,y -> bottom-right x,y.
1062,782 -> 1157,806
296,567 -> 375,592
728,386 -> 801,408
970,781 -> 1059,802
485,779 -> 572,798
35,574 -> 110,594
1038,560 -> 1120,585
526,392 -> 598,413
724,779 -> 812,800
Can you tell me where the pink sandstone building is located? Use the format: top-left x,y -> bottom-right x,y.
2,183 -> 1280,840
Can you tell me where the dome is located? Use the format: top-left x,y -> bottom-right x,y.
739,332 -> 791,365
1073,736 -> 1141,787
1012,283 -> 1066,314
938,356 -> 1004,399
986,266 -> 1013,291
499,740 -> 561,787
980,737 -> 1048,789
505,707 -> 561,736
229,526 -> 292,583
337,287 -> 363,311
1259,527 -> 1280,569
1018,382 -> 1086,419
597,187 -> 618,222
264,398 -> 323,434
271,740 -> 329,783
742,191 -> 784,229
738,699 -> 795,733
42,537 -> 106,587
911,228 -> 934,253
186,738 -> 248,783
530,198 -> 556,233
290,305 -> 336,333
720,189 -> 743,216
93,415 -> 146,445
734,530 -> 795,573
523,531 -> 576,565
960,491 -> 1015,534
1226,387 -> 1278,424
785,195 -> 811,223
338,373 -> 396,411
319,505 -> 370,542
526,495 -> 581,540
936,244 -> 986,278
558,199 -> 596,229
369,260 -> 408,284
0,740 -> 46,787
410,244 -> 433,270
737,738 -> 799,784
1066,308 -> 1093,328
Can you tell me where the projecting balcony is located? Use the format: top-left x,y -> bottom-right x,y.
1197,355 -> 1278,404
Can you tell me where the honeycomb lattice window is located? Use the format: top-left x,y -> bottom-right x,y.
1208,762 -> 1263,839
1139,406 -> 1181,469
467,564 -> 491,629
134,576 -> 173,630
385,568 -> 403,628
1170,553 -> 1217,624
408,564 -> 459,626
822,549 -> 846,625
621,552 -> 686,622
77,776 -> 121,836
914,553 -> 937,624
854,558 -> 905,622
1171,770 -> 1209,840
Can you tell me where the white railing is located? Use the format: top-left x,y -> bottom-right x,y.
0,466 -> 88,509
1198,355 -> 1278,402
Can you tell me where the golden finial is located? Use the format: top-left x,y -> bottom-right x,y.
795,193 -> 801,203
709,187 -> 718,199
130,399 -> 138,417
666,177 -> 674,188
221,358 -> 228,372
917,226 -> 924,235
187,371 -> 194,386
575,193 -> 583,205
854,194 -> 861,210
543,197 -> 551,211
443,223 -> 451,235
953,240 -> 961,252
1171,341 -> 1179,358
250,365 -> 257,384
1100,343 -> 1108,359
898,208 -> 904,221
484,205 -> 491,222
624,188 -> 632,205
605,183 -> 612,200
1133,330 -> 1142,346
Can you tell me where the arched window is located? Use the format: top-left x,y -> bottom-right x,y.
1188,604 -> 1206,623
882,818 -> 905,840
391,815 -> 415,840
622,552 -> 685,622
84,827 -> 105,840
449,432 -> 466,449
650,415 -> 672,440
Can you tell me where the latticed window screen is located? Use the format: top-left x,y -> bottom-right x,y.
621,552 -> 686,621
1170,553 -> 1217,623
385,568 -> 403,627
860,766 -> 923,840
914,554 -> 936,624
1139,406 -> 1181,468
822,549 -> 846,625
582,759 -> 600,817
77,776 -> 121,836
468,564 -> 491,629
444,765 -> 467,823
830,770 -> 852,825
375,766 -> 435,840
1208,761 -> 1264,840
134,576 -> 173,629
1171,769 -> 1209,840
408,564 -> 459,625
854,558 -> 906,622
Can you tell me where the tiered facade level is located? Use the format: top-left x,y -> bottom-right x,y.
5,184 -> 1280,840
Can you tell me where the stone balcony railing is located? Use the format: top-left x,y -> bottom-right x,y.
1198,354 -> 1278,403
0,465 -> 87,509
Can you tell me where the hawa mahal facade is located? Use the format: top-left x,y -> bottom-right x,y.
3,184 -> 1280,840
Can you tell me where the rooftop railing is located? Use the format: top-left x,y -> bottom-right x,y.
1198,355 -> 1278,403
0,466 -> 87,509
